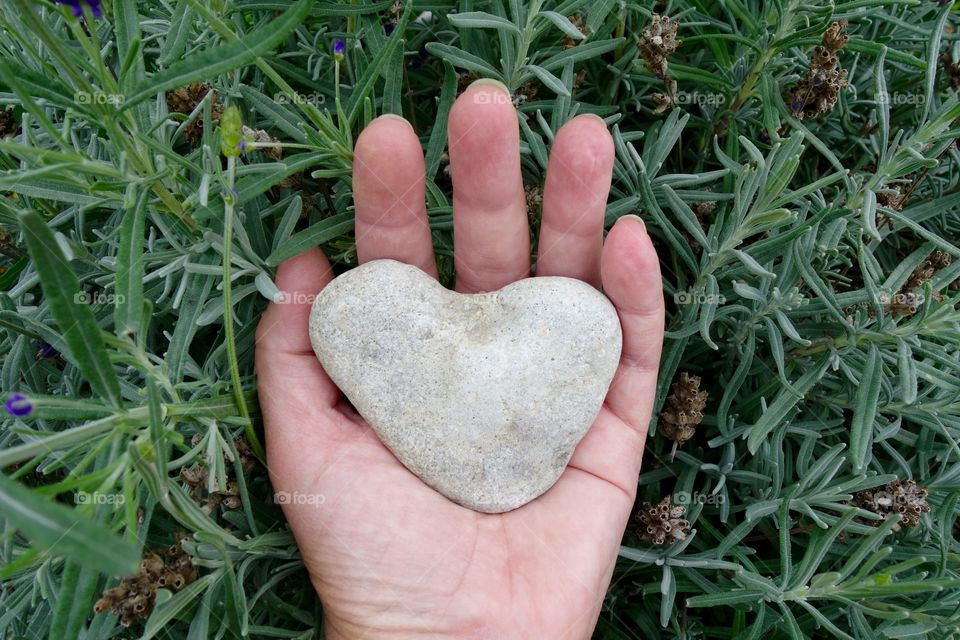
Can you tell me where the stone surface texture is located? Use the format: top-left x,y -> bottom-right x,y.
309,259 -> 622,513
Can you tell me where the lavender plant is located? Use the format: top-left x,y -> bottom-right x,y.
1,0 -> 958,637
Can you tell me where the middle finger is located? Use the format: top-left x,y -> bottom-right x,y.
448,80 -> 530,293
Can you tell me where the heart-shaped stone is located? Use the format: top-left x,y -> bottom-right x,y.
308,259 -> 622,513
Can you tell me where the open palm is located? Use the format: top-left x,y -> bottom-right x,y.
255,81 -> 664,639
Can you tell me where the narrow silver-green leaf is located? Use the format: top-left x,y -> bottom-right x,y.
346,4 -> 413,123
114,189 -> 148,335
50,561 -> 100,639
425,61 -> 459,179
539,11 -> 586,40
265,213 -> 355,267
122,0 -> 312,109
0,473 -> 139,576
850,345 -> 883,473
524,64 -> 571,97
447,11 -> 521,34
732,249 -> 776,279
747,356 -> 830,454
698,274 -> 720,350
425,43 -> 505,79
18,211 -> 122,406
897,339 -> 917,405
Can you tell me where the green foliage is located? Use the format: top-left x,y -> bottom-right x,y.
1,0 -> 959,637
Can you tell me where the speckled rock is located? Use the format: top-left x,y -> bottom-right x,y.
309,259 -> 622,513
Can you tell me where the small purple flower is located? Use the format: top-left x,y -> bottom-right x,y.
55,0 -> 102,18
4,393 -> 32,417
333,39 -> 346,62
36,340 -> 58,359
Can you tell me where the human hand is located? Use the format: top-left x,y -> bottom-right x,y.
255,80 -> 664,639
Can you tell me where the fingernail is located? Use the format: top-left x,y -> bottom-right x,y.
620,214 -> 647,231
373,113 -> 412,129
469,78 -> 511,97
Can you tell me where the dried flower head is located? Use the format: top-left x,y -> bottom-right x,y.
651,79 -> 679,116
692,201 -> 717,218
573,68 -> 588,90
787,21 -> 850,119
234,436 -> 258,474
885,249 -> 952,315
166,83 -> 223,147
821,20 -> 850,51
852,479 -> 931,531
636,496 -> 690,545
638,14 -> 681,80
94,538 -> 197,626
515,82 -> 539,104
886,291 -> 924,316
0,109 -> 20,139
638,14 -> 681,114
562,14 -> 587,49
388,0 -> 404,24
659,372 -> 708,454
242,125 -> 283,162
903,250 -> 951,292
876,187 -> 907,212
181,437 -> 256,513
457,71 -> 479,95
941,51 -> 960,91
525,185 -> 543,223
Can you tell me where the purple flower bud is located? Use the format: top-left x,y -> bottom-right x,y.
36,340 -> 58,359
333,39 -> 346,61
55,0 -> 102,18
4,393 -> 32,417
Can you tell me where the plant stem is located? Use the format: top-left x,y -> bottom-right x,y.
508,0 -> 545,90
221,156 -> 265,460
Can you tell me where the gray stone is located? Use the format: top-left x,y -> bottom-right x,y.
308,259 -> 622,513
